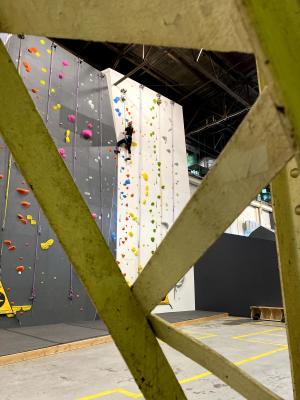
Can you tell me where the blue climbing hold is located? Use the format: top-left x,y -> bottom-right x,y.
111,232 -> 116,241
124,179 -> 131,186
113,97 -> 120,103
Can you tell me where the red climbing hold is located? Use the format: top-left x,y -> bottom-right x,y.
3,240 -> 11,246
31,88 -> 38,93
0,174 -> 4,180
20,219 -> 28,225
21,201 -> 31,208
17,213 -> 25,220
8,245 -> 16,251
16,265 -> 25,273
16,187 -> 30,195
22,61 -> 31,72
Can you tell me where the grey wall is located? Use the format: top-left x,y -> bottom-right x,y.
0,35 -> 117,327
194,233 -> 283,317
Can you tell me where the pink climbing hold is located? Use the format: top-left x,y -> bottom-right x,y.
68,114 -> 76,123
91,212 -> 97,219
81,129 -> 93,139
58,147 -> 66,158
62,60 -> 70,67
87,122 -> 93,129
58,72 -> 64,79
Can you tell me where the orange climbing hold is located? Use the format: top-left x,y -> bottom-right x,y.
17,213 -> 25,220
22,61 -> 31,72
21,201 -> 31,208
31,88 -> 38,94
20,219 -> 28,225
16,265 -> 25,273
16,187 -> 30,195
28,47 -> 37,54
3,240 -> 11,245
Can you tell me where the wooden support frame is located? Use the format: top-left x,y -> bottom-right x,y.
0,1 -> 300,399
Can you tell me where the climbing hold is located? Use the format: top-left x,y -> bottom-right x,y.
65,130 -> 71,143
8,245 -> 16,251
68,114 -> 76,123
62,60 -> 70,67
58,72 -> 64,79
50,88 -> 56,94
41,67 -> 47,73
81,129 -> 93,139
26,215 -> 32,220
31,88 -> 38,94
151,237 -> 155,242
40,80 -> 46,86
58,147 -> 66,158
40,239 -> 54,250
35,51 -> 41,58
17,213 -> 26,220
141,171 -> 148,181
20,219 -> 28,225
21,201 -> 31,208
87,122 -> 93,129
16,187 -> 29,195
128,231 -> 133,237
22,61 -> 31,72
28,47 -> 37,54
91,212 -> 97,219
52,103 -> 61,110
16,265 -> 25,274
46,49 -> 52,55
3,240 -> 11,245
113,97 -> 120,103
40,39 -> 45,45
111,232 -> 116,241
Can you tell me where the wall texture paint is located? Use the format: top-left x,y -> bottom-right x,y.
194,233 -> 282,317
107,69 -> 195,312
0,35 -> 117,327
0,35 -> 194,327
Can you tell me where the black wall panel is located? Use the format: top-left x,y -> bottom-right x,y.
194,233 -> 283,317
0,35 -> 117,327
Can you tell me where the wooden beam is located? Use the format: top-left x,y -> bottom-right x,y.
0,0 -> 252,53
271,158 -> 300,398
133,87 -> 294,314
0,41 -> 185,400
239,0 -> 300,163
150,315 -> 282,400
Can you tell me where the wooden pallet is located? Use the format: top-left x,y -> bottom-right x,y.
251,306 -> 285,322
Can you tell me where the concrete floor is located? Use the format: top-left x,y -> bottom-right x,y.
0,317 -> 292,399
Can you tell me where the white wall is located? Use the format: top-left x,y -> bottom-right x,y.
105,69 -> 195,312
189,179 -> 273,236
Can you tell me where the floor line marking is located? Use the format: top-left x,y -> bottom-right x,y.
78,346 -> 288,399
236,338 -> 287,347
232,328 -> 283,339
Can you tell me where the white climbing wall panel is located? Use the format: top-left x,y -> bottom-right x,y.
104,69 -> 195,312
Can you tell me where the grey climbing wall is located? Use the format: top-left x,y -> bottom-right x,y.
0,35 -> 117,327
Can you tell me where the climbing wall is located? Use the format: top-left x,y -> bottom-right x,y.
106,69 -> 195,312
0,35 -> 117,327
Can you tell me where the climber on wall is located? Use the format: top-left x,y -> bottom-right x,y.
114,121 -> 134,161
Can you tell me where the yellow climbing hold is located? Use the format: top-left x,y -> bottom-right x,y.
46,49 -> 52,55
129,212 -> 138,222
40,39 -> 45,45
50,88 -> 56,94
30,219 -> 36,225
141,171 -> 148,181
131,246 -> 138,256
132,141 -> 137,147
138,264 -> 143,274
40,238 -> 54,250
52,103 -> 61,110
41,67 -> 47,73
35,51 -> 41,58
65,130 -> 71,143
26,215 -> 32,220
142,199 -> 146,205
128,231 -> 134,237
40,80 -> 46,86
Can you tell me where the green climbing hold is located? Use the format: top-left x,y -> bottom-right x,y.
157,162 -> 161,167
151,237 -> 155,242
151,202 -> 155,206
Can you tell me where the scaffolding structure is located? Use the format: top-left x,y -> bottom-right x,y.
0,1 -> 299,399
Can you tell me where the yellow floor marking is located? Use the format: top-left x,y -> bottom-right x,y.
232,328 -> 283,339
78,346 -> 288,399
264,333 -> 286,337
237,338 -> 287,347
195,333 -> 218,340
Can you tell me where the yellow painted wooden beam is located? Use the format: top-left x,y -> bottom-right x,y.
133,87 -> 294,314
0,0 -> 252,53
0,41 -> 185,400
150,315 -> 282,400
239,0 -> 300,162
272,159 -> 300,399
